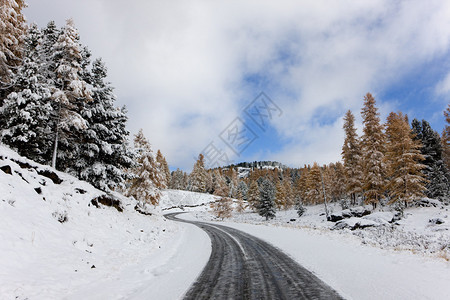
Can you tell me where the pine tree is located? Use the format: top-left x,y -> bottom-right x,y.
189,154 -> 208,193
75,58 -> 133,191
228,168 -> 239,198
385,112 -> 426,204
412,119 -> 449,199
305,162 -> 323,205
156,149 -> 170,189
275,180 -> 286,210
0,24 -> 53,162
247,180 -> 260,212
0,0 -> 27,102
361,93 -> 386,207
170,168 -> 186,190
235,190 -> 246,213
205,170 -> 214,194
258,178 -> 276,220
333,162 -> 346,201
294,166 -> 308,204
341,110 -> 363,204
213,169 -> 229,197
283,178 -> 295,209
237,180 -> 248,202
443,104 -> 450,171
127,129 -> 162,205
48,19 -> 90,170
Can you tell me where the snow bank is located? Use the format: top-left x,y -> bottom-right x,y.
0,145 -> 210,299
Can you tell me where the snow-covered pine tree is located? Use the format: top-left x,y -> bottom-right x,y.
205,170 -> 214,194
127,129 -> 162,205
237,180 -> 248,202
341,110 -> 363,204
361,93 -> 386,207
443,104 -> 450,171
156,149 -> 170,189
0,0 -> 26,103
295,200 -> 306,217
235,190 -> 245,213
213,169 -> 229,197
189,154 -> 208,193
169,168 -> 186,190
258,178 -> 276,220
247,180 -> 260,212
0,24 -> 53,163
48,19 -> 90,170
228,168 -> 239,198
411,119 -> 449,199
385,112 -> 426,204
75,58 -> 133,191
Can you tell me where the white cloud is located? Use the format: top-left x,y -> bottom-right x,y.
24,0 -> 450,170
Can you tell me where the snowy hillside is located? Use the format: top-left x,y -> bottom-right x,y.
0,145 -> 207,299
159,189 -> 219,210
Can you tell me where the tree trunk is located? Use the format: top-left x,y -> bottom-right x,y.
51,129 -> 58,169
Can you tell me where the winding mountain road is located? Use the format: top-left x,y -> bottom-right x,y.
165,213 -> 343,300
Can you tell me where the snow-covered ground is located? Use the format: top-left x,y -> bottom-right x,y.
180,203 -> 450,300
159,189 -> 219,210
193,201 -> 450,258
0,145 -> 210,300
2,144 -> 449,300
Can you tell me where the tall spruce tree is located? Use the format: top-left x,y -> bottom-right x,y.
385,112 -> 426,204
341,110 -> 363,204
75,58 -> 133,191
258,178 -> 276,220
361,93 -> 386,207
443,104 -> 450,171
189,154 -> 208,193
48,19 -> 90,170
0,24 -> 53,162
411,118 -> 449,199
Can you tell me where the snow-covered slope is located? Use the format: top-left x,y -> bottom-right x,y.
0,145 -> 210,299
159,189 -> 219,210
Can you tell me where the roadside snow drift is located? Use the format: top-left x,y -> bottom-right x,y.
0,145 -> 210,299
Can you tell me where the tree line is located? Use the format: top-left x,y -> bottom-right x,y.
180,95 -> 450,219
0,2 -> 172,207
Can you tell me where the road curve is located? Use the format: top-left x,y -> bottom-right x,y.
165,212 -> 343,300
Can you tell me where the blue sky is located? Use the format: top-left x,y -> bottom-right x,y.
25,0 -> 450,171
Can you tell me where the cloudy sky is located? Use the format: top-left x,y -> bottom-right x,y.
25,0 -> 450,171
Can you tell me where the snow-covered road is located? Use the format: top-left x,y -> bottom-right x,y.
178,212 -> 450,300
166,212 -> 342,299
